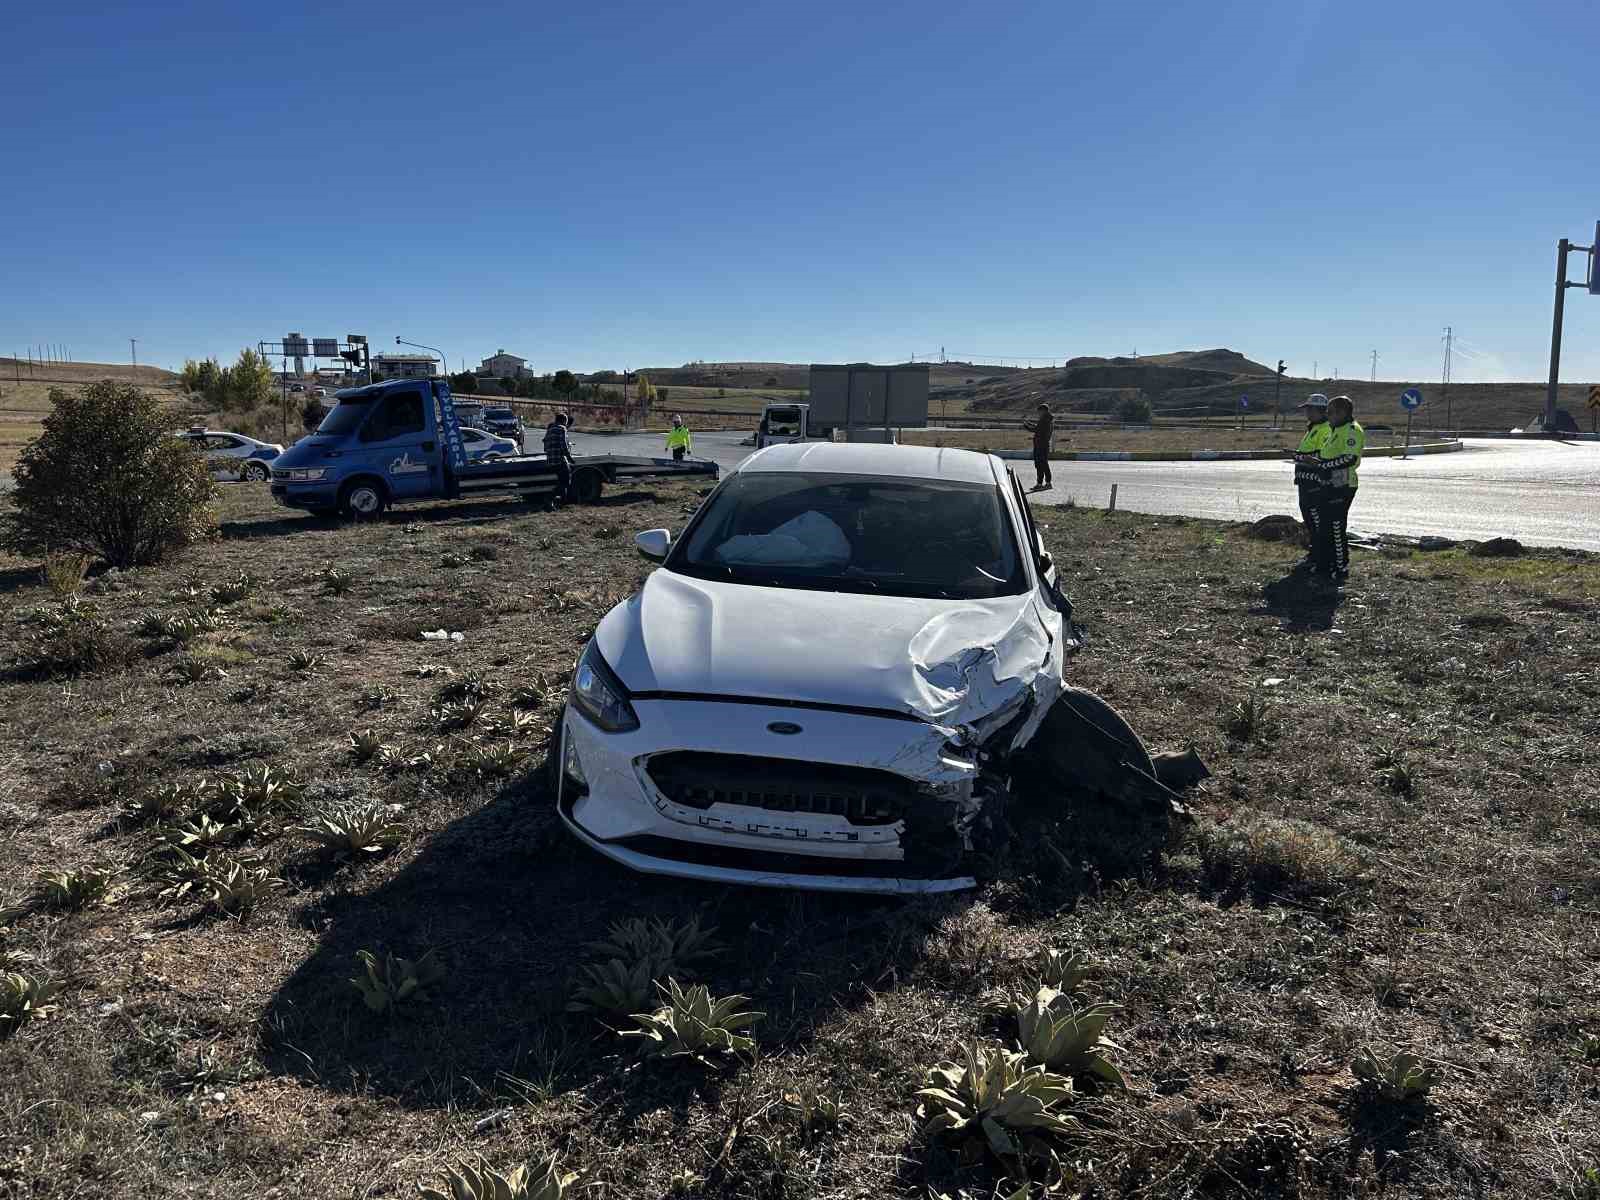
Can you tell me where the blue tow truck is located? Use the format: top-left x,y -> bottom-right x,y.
270,378 -> 717,517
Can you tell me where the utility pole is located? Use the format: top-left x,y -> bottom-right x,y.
1273,359 -> 1286,429
1543,234 -> 1596,430
1370,349 -> 1378,382
1313,359 -> 1318,379
130,338 -> 138,369
1441,327 -> 1453,430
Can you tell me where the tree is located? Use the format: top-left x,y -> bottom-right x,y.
764,376 -> 778,387
5,382 -> 217,567
225,347 -> 275,412
499,375 -> 517,395
552,369 -> 578,394
1114,393 -> 1152,423
448,371 -> 478,395
657,387 -> 670,404
634,372 -> 656,404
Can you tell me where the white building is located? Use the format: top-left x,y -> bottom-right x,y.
479,349 -> 528,378
371,354 -> 439,379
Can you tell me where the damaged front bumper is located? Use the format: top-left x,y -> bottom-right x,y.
555,697 -> 1044,895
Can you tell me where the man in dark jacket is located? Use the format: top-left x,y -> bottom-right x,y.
542,412 -> 575,508
1021,403 -> 1054,490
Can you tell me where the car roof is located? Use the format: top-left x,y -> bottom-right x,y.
737,440 -> 1003,485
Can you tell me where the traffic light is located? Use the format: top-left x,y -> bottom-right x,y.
1277,359 -> 1286,375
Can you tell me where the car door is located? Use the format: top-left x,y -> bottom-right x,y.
359,387 -> 437,500
200,434 -> 242,479
1008,469 -> 1059,595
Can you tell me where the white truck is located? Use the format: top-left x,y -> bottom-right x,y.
755,363 -> 930,450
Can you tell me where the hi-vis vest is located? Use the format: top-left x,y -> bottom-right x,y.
1293,423 -> 1330,488
666,426 -> 692,451
1317,420 -> 1365,489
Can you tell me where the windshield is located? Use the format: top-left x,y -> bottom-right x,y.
484,407 -> 513,419
316,396 -> 373,436
668,471 -> 1026,600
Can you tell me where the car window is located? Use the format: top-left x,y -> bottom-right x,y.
205,435 -> 239,451
363,390 -> 425,441
668,470 -> 1025,600
462,429 -> 483,443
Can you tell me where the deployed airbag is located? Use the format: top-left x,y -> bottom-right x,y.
716,511 -> 851,569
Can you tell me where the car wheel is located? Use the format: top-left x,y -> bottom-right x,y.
1013,687 -> 1175,872
340,480 -> 388,520
244,461 -> 269,482
573,467 -> 604,503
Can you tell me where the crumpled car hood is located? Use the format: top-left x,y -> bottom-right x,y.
595,568 -> 1058,730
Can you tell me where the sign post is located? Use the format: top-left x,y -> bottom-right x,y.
1399,387 -> 1423,458
1237,394 -> 1249,430
1588,383 -> 1600,435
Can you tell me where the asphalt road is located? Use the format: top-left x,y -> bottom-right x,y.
565,431 -> 1600,551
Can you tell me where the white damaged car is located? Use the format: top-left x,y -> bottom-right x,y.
552,442 -> 1166,894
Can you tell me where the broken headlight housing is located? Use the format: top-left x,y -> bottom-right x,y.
570,642 -> 639,733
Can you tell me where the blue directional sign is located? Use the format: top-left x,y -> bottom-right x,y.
1240,395 -> 1249,408
1400,388 -> 1423,411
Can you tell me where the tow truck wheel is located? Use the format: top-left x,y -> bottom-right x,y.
340,480 -> 388,520
573,468 -> 604,503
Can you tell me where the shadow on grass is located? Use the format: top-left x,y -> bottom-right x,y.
261,769 -> 951,1109
1251,570 -> 1344,632
0,564 -> 40,597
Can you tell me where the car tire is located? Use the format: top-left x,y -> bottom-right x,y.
243,461 -> 269,482
339,479 -> 388,520
1013,687 -> 1176,872
573,468 -> 604,503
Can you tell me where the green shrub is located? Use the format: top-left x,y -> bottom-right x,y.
1015,987 -> 1124,1087
1,972 -> 60,1038
350,948 -> 444,1014
1352,1046 -> 1436,1102
1114,393 -> 1152,423
419,1157 -> 576,1200
4,381 -> 217,567
619,979 -> 762,1063
916,1041 -> 1078,1165
35,866 -> 116,910
20,599 -> 137,678
40,552 -> 90,597
290,801 -> 405,855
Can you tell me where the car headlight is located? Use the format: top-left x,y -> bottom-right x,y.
570,642 -> 639,732
278,468 -> 327,481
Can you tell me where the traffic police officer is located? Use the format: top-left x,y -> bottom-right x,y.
1312,394 -> 1364,584
1290,393 -> 1330,569
665,414 -> 693,462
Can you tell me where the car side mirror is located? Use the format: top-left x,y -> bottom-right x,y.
635,528 -> 671,560
1037,550 -> 1053,574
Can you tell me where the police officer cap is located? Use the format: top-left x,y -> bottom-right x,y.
1295,393 -> 1329,410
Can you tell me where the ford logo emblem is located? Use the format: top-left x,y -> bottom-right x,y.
766,721 -> 802,735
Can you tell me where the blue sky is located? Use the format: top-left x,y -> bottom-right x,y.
4,0 -> 1599,385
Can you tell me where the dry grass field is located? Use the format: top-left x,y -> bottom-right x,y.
1,480 -> 1598,1199
0,362 -> 184,471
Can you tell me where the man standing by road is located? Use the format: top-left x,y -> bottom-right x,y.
665,414 -> 693,462
1021,403 -> 1055,491
1312,395 -> 1364,585
1290,394 -> 1330,569
543,411 -> 575,508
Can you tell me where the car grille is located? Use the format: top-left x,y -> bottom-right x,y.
645,752 -> 914,826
